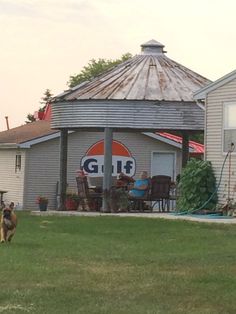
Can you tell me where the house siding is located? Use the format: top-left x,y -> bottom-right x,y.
0,149 -> 25,208
206,78 -> 236,204
24,139 -> 60,210
24,131 -> 182,210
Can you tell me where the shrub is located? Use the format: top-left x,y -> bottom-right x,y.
177,159 -> 218,212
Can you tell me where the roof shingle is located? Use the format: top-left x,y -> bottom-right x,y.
0,120 -> 56,144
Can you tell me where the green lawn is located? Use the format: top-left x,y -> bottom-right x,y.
1,212 -> 236,314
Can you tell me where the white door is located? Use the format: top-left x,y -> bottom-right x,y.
152,152 -> 175,179
151,152 -> 176,210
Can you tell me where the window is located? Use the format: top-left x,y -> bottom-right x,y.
15,154 -> 21,172
223,102 -> 236,152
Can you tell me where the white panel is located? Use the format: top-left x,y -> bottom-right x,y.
0,149 -> 25,208
151,152 -> 175,179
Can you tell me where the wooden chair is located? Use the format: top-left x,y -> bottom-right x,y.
76,176 -> 102,211
149,175 -> 171,212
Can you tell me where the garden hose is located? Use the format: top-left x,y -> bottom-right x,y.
175,144 -> 235,216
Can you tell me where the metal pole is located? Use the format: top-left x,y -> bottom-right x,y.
59,129 -> 68,210
102,127 -> 113,212
5,116 -> 9,130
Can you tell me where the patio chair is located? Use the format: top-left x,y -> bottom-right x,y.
149,175 -> 171,212
76,176 -> 102,211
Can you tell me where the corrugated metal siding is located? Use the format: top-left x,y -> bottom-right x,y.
51,101 -> 204,131
0,149 -> 25,207
23,131 -> 182,210
206,78 -> 236,204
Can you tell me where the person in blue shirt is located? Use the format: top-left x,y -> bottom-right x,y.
129,171 -> 149,198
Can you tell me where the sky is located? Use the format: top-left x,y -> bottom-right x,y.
0,0 -> 236,131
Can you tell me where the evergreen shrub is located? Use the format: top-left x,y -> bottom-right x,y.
177,159 -> 218,212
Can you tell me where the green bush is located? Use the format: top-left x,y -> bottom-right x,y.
177,159 -> 218,212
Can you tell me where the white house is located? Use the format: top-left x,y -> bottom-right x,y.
194,69 -> 236,205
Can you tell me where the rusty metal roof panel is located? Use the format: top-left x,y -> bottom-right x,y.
59,40 -> 210,102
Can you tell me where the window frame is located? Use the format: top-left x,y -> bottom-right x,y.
223,101 -> 236,153
15,154 -> 22,173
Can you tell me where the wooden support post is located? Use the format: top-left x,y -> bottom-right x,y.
182,131 -> 189,168
102,127 -> 113,212
59,129 -> 68,210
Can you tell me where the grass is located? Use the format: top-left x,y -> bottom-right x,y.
1,212 -> 236,313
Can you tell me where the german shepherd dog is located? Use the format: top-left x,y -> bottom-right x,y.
1,203 -> 17,243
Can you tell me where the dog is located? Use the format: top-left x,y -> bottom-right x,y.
1,202 -> 17,243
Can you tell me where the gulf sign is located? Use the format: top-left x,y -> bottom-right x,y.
81,140 -> 136,177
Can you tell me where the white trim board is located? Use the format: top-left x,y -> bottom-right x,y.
194,69 -> 236,100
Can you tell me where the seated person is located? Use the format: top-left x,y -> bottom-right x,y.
116,172 -> 135,188
129,171 -> 149,198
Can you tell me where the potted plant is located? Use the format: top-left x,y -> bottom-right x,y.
36,196 -> 49,211
66,193 -> 80,211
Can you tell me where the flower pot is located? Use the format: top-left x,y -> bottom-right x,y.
39,203 -> 48,211
65,199 -> 78,211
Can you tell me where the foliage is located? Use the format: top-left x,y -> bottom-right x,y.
177,159 -> 218,212
1,212 -> 236,313
66,193 -> 80,202
110,187 -> 130,211
25,53 -> 132,123
39,88 -> 53,108
36,196 -> 48,204
25,113 -> 36,123
26,89 -> 53,123
173,131 -> 204,144
189,132 -> 204,144
67,53 -> 133,88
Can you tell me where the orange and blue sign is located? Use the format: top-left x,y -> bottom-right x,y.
81,140 -> 136,177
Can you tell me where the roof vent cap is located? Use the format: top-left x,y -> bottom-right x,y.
141,39 -> 166,55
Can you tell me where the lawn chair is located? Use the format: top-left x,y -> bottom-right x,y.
76,176 -> 102,211
149,175 -> 171,212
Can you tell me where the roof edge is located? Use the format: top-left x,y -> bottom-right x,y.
194,69 -> 236,100
19,130 -> 76,148
143,132 -> 195,152
19,131 -> 61,148
0,143 -> 18,149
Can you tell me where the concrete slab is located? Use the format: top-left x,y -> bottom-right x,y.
31,210 -> 236,224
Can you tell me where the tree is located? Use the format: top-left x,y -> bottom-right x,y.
26,89 -> 53,123
39,89 -> 53,110
67,53 -> 133,88
25,54 -> 132,123
189,133 -> 204,144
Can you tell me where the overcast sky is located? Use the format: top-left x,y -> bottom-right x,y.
1,0 -> 236,131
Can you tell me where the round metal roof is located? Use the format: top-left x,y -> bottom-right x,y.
55,39 -> 210,102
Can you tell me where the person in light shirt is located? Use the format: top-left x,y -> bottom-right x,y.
129,171 -> 149,198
